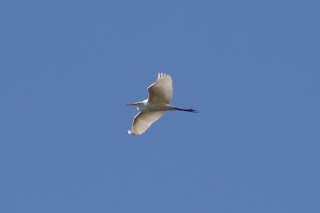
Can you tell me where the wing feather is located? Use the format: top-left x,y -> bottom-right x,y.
148,73 -> 173,104
128,111 -> 166,135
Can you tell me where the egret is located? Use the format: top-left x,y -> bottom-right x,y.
127,73 -> 197,135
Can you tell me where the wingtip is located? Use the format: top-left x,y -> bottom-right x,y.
128,130 -> 138,135
157,72 -> 170,80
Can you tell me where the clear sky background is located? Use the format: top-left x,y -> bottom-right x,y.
1,1 -> 319,212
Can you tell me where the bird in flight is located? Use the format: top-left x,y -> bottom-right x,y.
127,73 -> 197,135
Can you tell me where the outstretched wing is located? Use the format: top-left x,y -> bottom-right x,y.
128,111 -> 166,135
148,73 -> 173,104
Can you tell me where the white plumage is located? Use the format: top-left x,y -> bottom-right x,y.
127,73 -> 197,135
148,73 -> 173,104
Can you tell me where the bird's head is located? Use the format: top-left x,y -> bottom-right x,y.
126,100 -> 147,111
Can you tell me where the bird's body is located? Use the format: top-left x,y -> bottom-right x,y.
127,73 -> 197,135
132,100 -> 174,112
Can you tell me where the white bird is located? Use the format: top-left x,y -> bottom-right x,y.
127,73 -> 197,135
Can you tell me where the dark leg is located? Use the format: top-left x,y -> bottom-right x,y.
173,107 -> 198,113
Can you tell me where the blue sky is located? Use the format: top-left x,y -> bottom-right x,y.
1,0 -> 319,212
